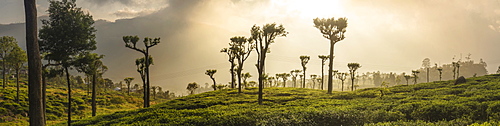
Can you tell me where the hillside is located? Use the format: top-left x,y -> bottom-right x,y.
0,79 -> 145,125
73,74 -> 500,125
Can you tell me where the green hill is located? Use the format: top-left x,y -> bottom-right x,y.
0,78 -> 145,125
72,74 -> 500,126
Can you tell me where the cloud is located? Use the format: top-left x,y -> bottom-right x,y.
112,8 -> 160,18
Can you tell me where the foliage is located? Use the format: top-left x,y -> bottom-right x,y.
73,74 -> 500,125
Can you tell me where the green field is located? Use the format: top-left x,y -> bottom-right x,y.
70,74 -> 500,125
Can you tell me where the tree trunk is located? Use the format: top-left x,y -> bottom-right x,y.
302,68 -> 306,88
426,68 -> 429,83
65,67 -> 72,126
237,67 -> 242,93
92,72 -> 97,116
211,77 -> 217,90
145,53 -> 150,108
42,70 -> 46,121
230,63 -> 236,89
25,0 -> 46,125
257,50 -> 266,105
351,75 -> 354,91
327,41 -> 335,93
141,75 -> 146,108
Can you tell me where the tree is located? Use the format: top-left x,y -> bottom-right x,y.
0,36 -> 17,88
187,82 -> 199,95
348,63 -> 361,91
313,17 -> 348,94
24,0 -> 45,125
123,35 -> 160,108
151,86 -> 157,100
497,66 -> 500,74
310,74 -> 318,89
422,58 -> 431,82
290,69 -> 301,87
412,70 -> 420,84
205,69 -> 217,90
318,55 -> 329,90
403,74 -> 411,85
337,72 -> 347,91
6,45 -> 27,103
232,36 -> 254,93
437,68 -> 443,81
124,77 -> 134,95
135,55 -> 153,107
276,73 -> 290,87
300,55 -> 310,88
220,45 -> 237,89
39,0 -> 97,124
251,23 -> 288,104
74,52 -> 104,117
242,72 -> 252,88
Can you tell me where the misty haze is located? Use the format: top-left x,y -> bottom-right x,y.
1,0 -> 500,125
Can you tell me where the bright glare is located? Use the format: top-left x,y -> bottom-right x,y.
272,0 -> 345,19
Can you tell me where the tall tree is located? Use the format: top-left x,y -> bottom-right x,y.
318,55 -> 329,90
123,36 -> 160,108
337,72 -> 347,91
412,70 -> 420,84
313,17 -> 348,94
187,82 -> 199,95
300,55 -> 310,88
6,45 -> 27,103
205,69 -> 217,90
74,52 -> 105,117
39,0 -> 97,124
220,45 -> 237,89
347,63 -> 361,91
403,74 -> 411,85
0,36 -> 17,88
135,55 -> 153,107
251,23 -> 288,104
124,77 -> 134,95
232,36 -> 254,93
437,68 -> 443,81
24,0 -> 45,124
422,58 -> 431,82
290,69 -> 301,88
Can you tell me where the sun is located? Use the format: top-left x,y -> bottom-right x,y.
273,0 -> 345,19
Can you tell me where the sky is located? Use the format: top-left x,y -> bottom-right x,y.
1,0 -> 500,95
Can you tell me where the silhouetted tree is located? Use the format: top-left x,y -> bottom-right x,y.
221,44 -> 237,88
5,45 -> 27,103
412,70 -> 420,84
205,69 -> 217,90
276,73 -> 290,87
24,0 -> 45,124
151,86 -> 157,100
422,58 -> 431,82
497,66 -> 500,74
300,55 -> 310,88
437,68 -> 443,81
242,72 -> 252,88
318,55 -> 329,90
74,52 -> 105,117
135,55 -> 153,107
337,72 -> 347,91
313,17 -> 348,94
39,0 -> 97,124
310,74 -> 317,89
0,36 -> 17,89
123,35 -> 160,108
124,77 -> 134,95
187,82 -> 199,95
232,36 -> 254,93
403,74 -> 411,85
251,23 -> 288,104
290,69 -> 301,87
348,63 -> 361,91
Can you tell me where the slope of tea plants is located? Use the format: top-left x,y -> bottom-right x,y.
71,74 -> 500,125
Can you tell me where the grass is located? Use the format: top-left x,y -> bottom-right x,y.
73,74 -> 500,125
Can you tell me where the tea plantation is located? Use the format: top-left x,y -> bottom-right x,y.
72,74 -> 500,126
